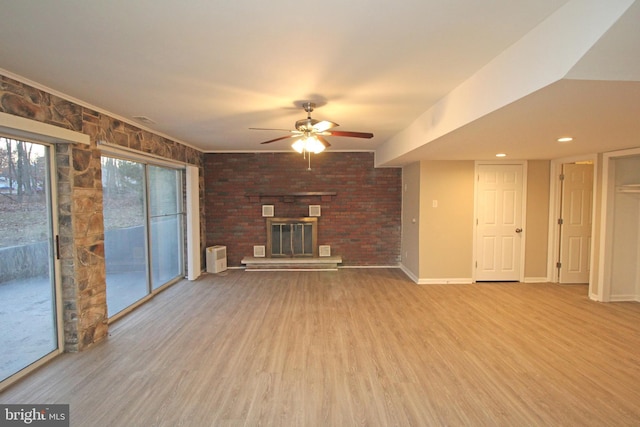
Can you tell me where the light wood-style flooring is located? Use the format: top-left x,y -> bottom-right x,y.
2,269 -> 640,426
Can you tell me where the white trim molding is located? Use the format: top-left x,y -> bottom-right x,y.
417,278 -> 473,285
0,111 -> 89,145
523,277 -> 550,284
186,165 -> 201,281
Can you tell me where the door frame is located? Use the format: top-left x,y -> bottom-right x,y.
548,154 -> 598,291
0,113 -> 89,391
473,160 -> 528,283
598,147 -> 640,302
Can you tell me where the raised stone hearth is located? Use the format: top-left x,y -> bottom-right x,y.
241,256 -> 342,271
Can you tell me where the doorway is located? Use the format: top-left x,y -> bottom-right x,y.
474,162 -> 526,281
599,148 -> 640,302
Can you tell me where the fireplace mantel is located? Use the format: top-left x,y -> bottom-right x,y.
246,191 -> 336,202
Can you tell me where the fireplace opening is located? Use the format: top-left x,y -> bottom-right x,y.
266,217 -> 318,257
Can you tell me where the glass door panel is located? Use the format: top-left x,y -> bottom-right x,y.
148,165 -> 183,289
102,157 -> 185,317
101,157 -> 148,317
0,138 -> 57,382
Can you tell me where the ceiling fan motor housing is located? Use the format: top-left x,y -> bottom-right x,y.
295,118 -> 319,131
302,102 -> 316,113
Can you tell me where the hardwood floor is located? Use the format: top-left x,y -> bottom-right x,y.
2,269 -> 640,426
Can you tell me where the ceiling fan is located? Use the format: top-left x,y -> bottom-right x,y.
250,102 -> 374,154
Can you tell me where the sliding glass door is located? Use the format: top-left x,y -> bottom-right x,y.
0,138 -> 59,383
102,156 -> 184,318
148,166 -> 183,290
102,158 -> 148,316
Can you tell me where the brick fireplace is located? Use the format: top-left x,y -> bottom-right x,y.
204,152 -> 401,267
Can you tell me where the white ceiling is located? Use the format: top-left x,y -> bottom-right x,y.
1,0 -> 639,166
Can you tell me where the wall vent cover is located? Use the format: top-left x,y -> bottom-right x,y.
254,245 -> 266,257
262,205 -> 274,217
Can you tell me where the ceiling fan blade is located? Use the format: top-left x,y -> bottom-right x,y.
313,120 -> 338,132
325,130 -> 374,139
250,127 -> 296,132
316,135 -> 332,148
259,135 -> 298,144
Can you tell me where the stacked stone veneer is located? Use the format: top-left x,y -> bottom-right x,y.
1,74 -> 205,351
205,152 -> 401,266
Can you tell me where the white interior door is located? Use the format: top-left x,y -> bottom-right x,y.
475,164 -> 524,281
559,163 -> 593,284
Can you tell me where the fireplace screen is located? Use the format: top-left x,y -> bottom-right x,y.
267,217 -> 318,257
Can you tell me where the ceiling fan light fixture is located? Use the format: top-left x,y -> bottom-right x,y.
292,139 -> 305,153
292,136 -> 325,154
306,137 -> 326,154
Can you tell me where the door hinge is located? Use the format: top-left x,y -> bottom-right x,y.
559,174 -> 565,181
556,262 -> 562,269
55,235 -> 60,260
558,218 -> 563,225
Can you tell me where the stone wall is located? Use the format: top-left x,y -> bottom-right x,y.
205,152 -> 401,266
1,74 -> 205,351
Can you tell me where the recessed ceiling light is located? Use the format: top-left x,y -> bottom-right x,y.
557,137 -> 573,142
496,153 -> 507,157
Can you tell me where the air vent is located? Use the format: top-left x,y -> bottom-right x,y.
319,245 -> 331,257
132,115 -> 156,125
262,205 -> 274,217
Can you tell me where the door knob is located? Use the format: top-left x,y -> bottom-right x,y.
515,228 -> 523,233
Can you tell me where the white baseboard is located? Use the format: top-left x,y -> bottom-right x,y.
399,264 -> 419,282
523,277 -> 550,283
417,278 -> 473,285
399,264 -> 473,284
339,265 -> 401,269
609,294 -> 640,302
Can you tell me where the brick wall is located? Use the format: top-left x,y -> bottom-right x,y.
205,152 -> 401,266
